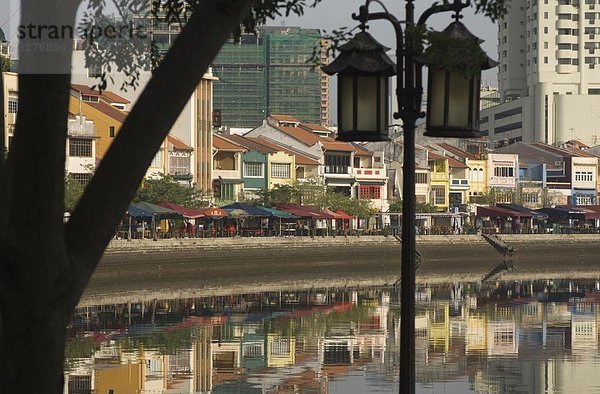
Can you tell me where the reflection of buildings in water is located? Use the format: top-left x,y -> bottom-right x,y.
487,320 -> 518,356
466,314 -> 487,355
570,313 -> 598,352
267,334 -> 296,367
428,304 -> 450,354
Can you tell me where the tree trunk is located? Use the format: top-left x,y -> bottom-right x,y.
0,290 -> 69,392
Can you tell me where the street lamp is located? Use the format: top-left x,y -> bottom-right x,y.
323,1 -> 497,393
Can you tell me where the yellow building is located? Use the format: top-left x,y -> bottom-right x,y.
427,152 -> 450,211
267,151 -> 296,189
69,84 -> 129,160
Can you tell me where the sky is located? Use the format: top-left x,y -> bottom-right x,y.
270,0 -> 500,86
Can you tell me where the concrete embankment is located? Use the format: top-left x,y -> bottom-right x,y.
84,236 -> 493,302
80,235 -> 600,305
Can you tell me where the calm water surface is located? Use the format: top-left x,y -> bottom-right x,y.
65,279 -> 600,393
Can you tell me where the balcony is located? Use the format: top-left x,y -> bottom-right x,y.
557,35 -> 578,44
324,165 -> 351,175
431,172 -> 449,181
353,167 -> 386,179
213,169 -> 240,180
557,49 -> 574,58
450,179 -> 470,190
557,4 -> 576,13
556,19 -> 577,29
67,119 -> 95,137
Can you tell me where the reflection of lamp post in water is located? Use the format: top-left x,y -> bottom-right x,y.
323,0 -> 497,392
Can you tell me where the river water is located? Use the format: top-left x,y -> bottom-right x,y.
65,279 -> 600,393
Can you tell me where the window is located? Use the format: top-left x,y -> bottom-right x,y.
359,186 -> 381,199
151,149 -> 163,168
589,88 -> 600,94
432,186 -> 446,205
271,163 -> 290,179
169,154 -> 190,175
243,162 -> 264,178
70,173 -> 93,188
324,153 -> 350,174
354,157 -> 361,168
544,41 -> 548,49
109,126 -> 115,138
522,192 -> 539,203
80,94 -> 99,102
544,56 -> 549,63
416,172 -> 428,184
544,27 -> 549,34
558,43 -> 572,50
69,138 -> 92,157
577,195 -> 593,205
296,166 -> 305,179
559,13 -> 571,19
558,58 -> 572,64
495,192 -> 514,203
575,171 -> 594,181
558,29 -> 572,35
7,97 -> 18,113
544,11 -> 548,19
494,166 -> 514,177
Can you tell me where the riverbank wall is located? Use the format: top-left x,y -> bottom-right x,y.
78,234 -> 600,305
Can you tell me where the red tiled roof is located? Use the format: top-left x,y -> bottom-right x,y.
71,84 -> 99,97
224,135 -> 277,154
300,122 -> 330,132
446,156 -> 468,168
167,134 -> 192,151
277,125 -> 324,146
271,114 -> 300,122
321,140 -> 356,152
86,101 -> 128,123
436,143 -> 478,160
101,90 -> 130,104
428,152 -> 446,160
254,138 -> 320,166
213,134 -> 246,151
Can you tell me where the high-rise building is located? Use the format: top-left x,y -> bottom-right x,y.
481,0 -> 600,147
211,26 -> 329,130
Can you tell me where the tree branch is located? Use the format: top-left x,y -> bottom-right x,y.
64,0 -> 255,307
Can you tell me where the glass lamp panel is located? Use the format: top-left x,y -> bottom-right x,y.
357,75 -> 378,132
428,69 -> 446,127
380,76 -> 389,132
447,71 -> 470,128
339,75 -> 354,132
471,75 -> 481,128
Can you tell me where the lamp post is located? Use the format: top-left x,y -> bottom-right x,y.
323,1 -> 497,393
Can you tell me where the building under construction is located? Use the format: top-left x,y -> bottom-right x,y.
211,26 -> 330,129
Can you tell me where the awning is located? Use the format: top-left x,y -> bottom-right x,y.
536,207 -> 585,220
129,201 -> 182,219
559,205 -> 600,220
322,208 -> 345,219
275,204 -> 335,219
220,202 -> 271,217
477,205 -> 533,218
158,202 -> 205,219
497,204 -> 548,220
355,180 -> 386,185
258,206 -> 299,219
335,210 -> 355,220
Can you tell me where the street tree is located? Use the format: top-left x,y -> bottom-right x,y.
134,173 -> 207,208
0,0 -> 508,392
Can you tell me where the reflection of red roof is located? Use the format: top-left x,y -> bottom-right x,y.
167,135 -> 192,151
158,202 -> 204,219
213,135 -> 246,151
